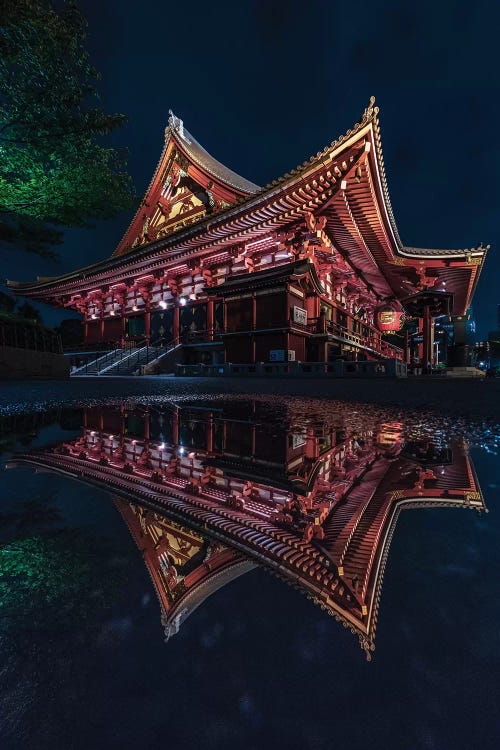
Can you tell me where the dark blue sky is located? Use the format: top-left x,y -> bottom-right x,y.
2,0 -> 498,336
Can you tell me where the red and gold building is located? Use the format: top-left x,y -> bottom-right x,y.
10,402 -> 486,656
7,98 -> 488,369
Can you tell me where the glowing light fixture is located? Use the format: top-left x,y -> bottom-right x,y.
132,304 -> 138,311
179,297 -> 187,306
159,300 -> 167,309
178,446 -> 185,455
159,442 -> 165,450
110,310 -> 115,316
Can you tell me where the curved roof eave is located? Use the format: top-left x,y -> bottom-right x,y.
168,111 -> 260,195
8,98 -> 489,300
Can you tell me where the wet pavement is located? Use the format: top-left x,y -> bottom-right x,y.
0,384 -> 499,750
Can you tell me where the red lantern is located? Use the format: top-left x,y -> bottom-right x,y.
376,307 -> 404,332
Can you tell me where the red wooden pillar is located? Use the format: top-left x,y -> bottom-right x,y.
305,428 -> 319,459
222,300 -> 227,362
173,304 -> 180,344
422,305 -> 434,375
207,298 -> 214,340
417,318 -> 424,363
251,292 -> 257,363
145,303 -> 151,343
319,309 -> 327,362
172,408 -> 179,445
206,414 -> 214,453
404,328 -> 410,364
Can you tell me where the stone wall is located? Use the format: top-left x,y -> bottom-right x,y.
0,346 -> 69,380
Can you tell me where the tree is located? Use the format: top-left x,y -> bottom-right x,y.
16,301 -> 41,322
0,290 -> 16,314
0,0 -> 135,256
0,290 -> 42,321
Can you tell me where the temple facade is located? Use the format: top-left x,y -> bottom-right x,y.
9,402 -> 486,656
8,98 -> 488,372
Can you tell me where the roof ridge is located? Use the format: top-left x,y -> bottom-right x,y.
114,97 -> 381,258
402,243 -> 490,257
261,95 -> 378,193
167,110 -> 260,194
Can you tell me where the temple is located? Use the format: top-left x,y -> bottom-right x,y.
9,402 -> 486,656
7,98 -> 488,374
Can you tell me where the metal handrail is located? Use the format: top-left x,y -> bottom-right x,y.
71,337 -> 148,375
71,346 -> 121,375
110,337 -> 179,375
98,338 -> 150,375
124,332 -> 220,374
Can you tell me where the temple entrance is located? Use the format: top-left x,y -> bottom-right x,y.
151,309 -> 174,344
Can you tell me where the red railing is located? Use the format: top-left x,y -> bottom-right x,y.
305,317 -> 404,360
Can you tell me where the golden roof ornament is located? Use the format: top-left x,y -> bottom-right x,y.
167,109 -> 191,144
363,95 -> 378,122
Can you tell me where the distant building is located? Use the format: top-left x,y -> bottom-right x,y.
483,304 -> 500,369
487,304 -> 500,343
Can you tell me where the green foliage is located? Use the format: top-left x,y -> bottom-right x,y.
0,529 -> 128,633
0,535 -> 89,612
0,0 -> 135,255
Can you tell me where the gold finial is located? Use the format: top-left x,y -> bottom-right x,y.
363,96 -> 378,122
363,95 -> 379,122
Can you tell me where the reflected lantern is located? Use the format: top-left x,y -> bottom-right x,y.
375,306 -> 404,332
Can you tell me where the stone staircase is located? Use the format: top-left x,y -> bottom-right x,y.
71,343 -> 165,376
104,344 -> 165,375
71,348 -> 123,376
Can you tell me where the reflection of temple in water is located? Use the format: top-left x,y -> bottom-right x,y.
9,403 -> 485,657
114,499 -> 255,640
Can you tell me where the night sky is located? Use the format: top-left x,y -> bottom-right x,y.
2,0 -> 498,337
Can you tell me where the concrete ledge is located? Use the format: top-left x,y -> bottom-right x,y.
176,359 -> 407,378
445,367 -> 485,378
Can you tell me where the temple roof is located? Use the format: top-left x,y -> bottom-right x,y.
206,259 -> 323,297
166,110 -> 260,195
112,110 -> 260,256
7,97 -> 489,314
